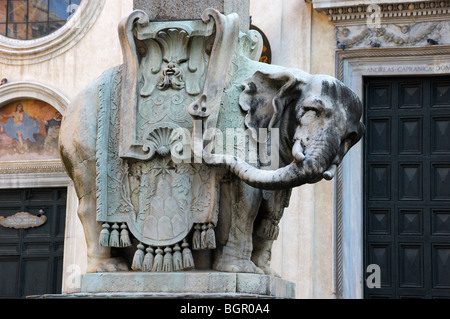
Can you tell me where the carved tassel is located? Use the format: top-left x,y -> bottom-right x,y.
162,247 -> 173,272
152,247 -> 164,272
142,247 -> 154,272
99,223 -> 110,247
206,223 -> 216,249
192,224 -> 201,250
182,239 -> 195,270
120,223 -> 132,247
109,223 -> 120,247
131,243 -> 145,271
172,243 -> 183,271
200,224 -> 207,249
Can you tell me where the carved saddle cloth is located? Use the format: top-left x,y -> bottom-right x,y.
95,65 -> 219,262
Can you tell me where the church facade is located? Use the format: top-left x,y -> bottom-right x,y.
0,0 -> 449,299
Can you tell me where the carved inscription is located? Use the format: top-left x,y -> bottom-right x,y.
0,212 -> 47,229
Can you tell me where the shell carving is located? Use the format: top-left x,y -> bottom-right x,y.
143,126 -> 180,158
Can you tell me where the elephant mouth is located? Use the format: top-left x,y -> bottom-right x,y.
293,143 -> 336,180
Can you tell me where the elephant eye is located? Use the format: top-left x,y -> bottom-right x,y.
303,106 -> 322,117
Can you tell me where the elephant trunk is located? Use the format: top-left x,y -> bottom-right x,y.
204,130 -> 341,190
208,155 -> 318,190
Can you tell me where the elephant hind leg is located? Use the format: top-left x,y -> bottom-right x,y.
70,163 -> 129,273
60,76 -> 129,273
70,158 -> 129,273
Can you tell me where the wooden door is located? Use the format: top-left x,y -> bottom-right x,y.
0,188 -> 66,298
364,76 -> 450,298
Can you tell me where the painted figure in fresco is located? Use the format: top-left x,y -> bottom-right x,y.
0,122 -> 15,151
44,111 -> 63,152
0,103 -> 41,153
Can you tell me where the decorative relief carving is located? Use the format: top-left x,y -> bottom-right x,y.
138,27 -> 207,97
0,160 -> 65,174
336,21 -> 447,49
119,12 -> 219,160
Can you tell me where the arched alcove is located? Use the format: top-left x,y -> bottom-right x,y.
0,81 -> 70,185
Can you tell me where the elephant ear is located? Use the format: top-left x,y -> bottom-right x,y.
239,71 -> 305,142
325,78 -> 365,159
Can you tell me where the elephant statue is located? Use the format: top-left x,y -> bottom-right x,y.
59,8 -> 364,275
208,69 -> 365,275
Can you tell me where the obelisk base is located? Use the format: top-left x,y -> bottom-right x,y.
34,272 -> 296,299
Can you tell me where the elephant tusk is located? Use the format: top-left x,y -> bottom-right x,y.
323,164 -> 337,181
292,139 -> 305,162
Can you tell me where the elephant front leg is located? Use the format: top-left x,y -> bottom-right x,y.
251,189 -> 292,277
214,179 -> 264,274
251,222 -> 280,277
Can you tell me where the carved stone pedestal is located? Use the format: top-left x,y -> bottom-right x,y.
60,272 -> 295,299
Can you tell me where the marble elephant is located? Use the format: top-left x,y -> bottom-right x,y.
59,9 -> 364,275
205,66 -> 365,275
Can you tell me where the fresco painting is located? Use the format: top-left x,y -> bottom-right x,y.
0,99 -> 62,161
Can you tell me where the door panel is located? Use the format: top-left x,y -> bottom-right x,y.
364,76 -> 450,299
0,188 -> 66,298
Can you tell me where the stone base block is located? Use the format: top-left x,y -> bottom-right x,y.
66,272 -> 295,299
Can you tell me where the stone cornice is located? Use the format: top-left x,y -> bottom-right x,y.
313,0 -> 450,25
0,160 -> 65,175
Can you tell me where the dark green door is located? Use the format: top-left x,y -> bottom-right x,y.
0,188 -> 66,298
364,76 -> 450,299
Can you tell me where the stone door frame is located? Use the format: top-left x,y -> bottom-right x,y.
335,45 -> 450,298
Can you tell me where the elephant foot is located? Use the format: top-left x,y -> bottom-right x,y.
258,265 -> 281,278
87,257 -> 130,273
214,256 -> 264,275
